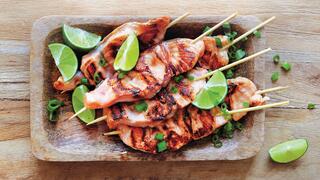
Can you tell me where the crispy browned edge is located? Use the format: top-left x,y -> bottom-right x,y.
30,15 -> 265,161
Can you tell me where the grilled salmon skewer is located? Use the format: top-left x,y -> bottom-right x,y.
105,80 -> 288,154
69,13 -> 239,119
53,14 -> 190,92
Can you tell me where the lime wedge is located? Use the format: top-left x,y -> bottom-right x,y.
113,32 -> 139,71
48,43 -> 78,82
269,139 -> 308,163
192,71 -> 228,109
62,24 -> 101,51
72,85 -> 95,123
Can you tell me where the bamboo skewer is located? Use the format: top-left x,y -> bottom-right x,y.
103,131 -> 121,136
191,12 -> 238,44
167,12 -> 191,28
257,86 -> 289,94
228,101 -> 289,114
87,115 -> 108,125
221,16 -> 276,51
194,47 -> 272,81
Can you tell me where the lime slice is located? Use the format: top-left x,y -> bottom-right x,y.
113,32 -> 139,71
62,24 -> 101,51
72,85 -> 95,123
192,71 -> 228,109
269,139 -> 308,163
48,43 -> 78,82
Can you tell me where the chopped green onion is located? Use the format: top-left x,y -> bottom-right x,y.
271,72 -> 280,82
81,78 -> 88,85
187,75 -> 195,81
47,99 -> 64,112
273,54 -> 280,64
99,57 -> 107,67
220,103 -> 232,120
223,22 -> 231,34
47,99 -> 64,122
241,37 -> 248,42
226,31 -> 237,41
307,103 -> 315,110
253,30 -> 261,38
203,26 -> 213,36
155,133 -> 164,141
234,121 -> 243,131
223,121 -> 234,139
170,86 -> 178,94
225,69 -> 234,79
157,141 -> 167,152
174,75 -> 184,83
134,101 -> 148,112
118,71 -> 128,79
242,102 -> 250,108
215,37 -> 222,48
281,61 -> 292,71
93,72 -> 101,84
235,49 -> 246,60
212,134 -> 223,148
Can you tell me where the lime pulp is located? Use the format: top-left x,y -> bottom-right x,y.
62,24 -> 101,51
113,32 -> 139,71
72,85 -> 95,123
48,43 -> 78,82
269,139 -> 308,163
192,71 -> 228,109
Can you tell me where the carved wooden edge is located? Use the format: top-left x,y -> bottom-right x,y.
30,15 -> 265,161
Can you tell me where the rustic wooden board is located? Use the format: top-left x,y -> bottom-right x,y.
30,15 -> 265,161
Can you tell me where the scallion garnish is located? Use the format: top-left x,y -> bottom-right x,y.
187,75 -> 195,81
47,99 -> 64,122
155,133 -> 164,141
242,102 -> 250,108
253,30 -> 261,38
307,103 -> 315,110
235,49 -> 246,60
281,61 -> 292,71
157,141 -> 167,152
99,57 -> 107,67
93,72 -> 101,84
174,75 -> 184,83
223,121 -> 234,139
234,121 -> 243,131
212,134 -> 223,148
203,26 -> 213,36
225,69 -> 234,79
81,78 -> 88,85
215,37 -> 222,48
241,37 -> 248,42
118,71 -> 128,79
134,101 -> 148,112
223,22 -> 231,34
170,86 -> 178,94
273,54 -> 280,64
271,72 -> 279,82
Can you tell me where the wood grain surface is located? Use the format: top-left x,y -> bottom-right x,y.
0,0 -> 319,179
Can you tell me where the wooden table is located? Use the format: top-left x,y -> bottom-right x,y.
1,0 -> 319,179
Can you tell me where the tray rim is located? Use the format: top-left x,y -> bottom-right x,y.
30,15 -> 265,161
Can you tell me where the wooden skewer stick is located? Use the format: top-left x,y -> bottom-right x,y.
221,16 -> 276,50
68,107 -> 86,120
87,115 -> 107,125
191,12 -> 238,44
194,47 -> 272,81
228,101 -> 289,114
257,86 -> 289,94
167,12 -> 191,28
103,130 -> 121,136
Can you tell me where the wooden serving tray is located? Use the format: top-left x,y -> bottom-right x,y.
30,15 -> 265,161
